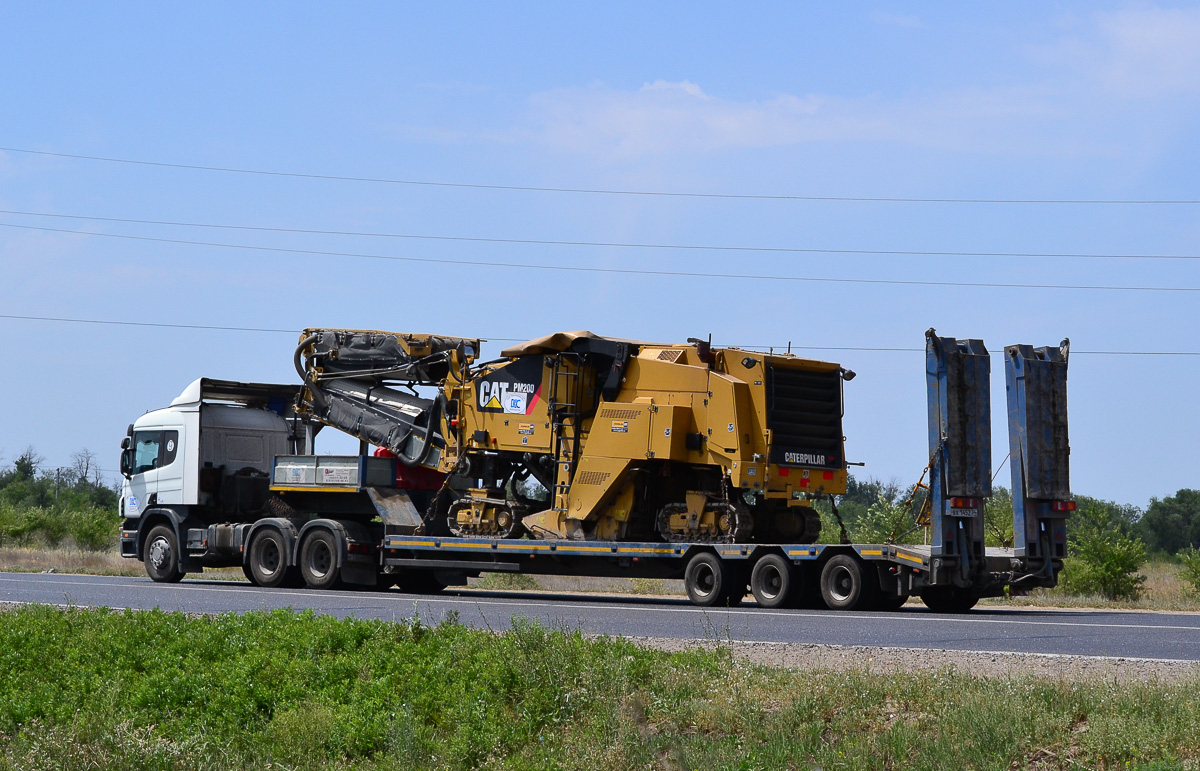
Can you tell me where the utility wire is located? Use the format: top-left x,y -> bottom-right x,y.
4,221 -> 1199,294
3,314 -> 1199,356
3,146 -> 1198,205
0,314 -> 519,341
2,208 -> 1197,262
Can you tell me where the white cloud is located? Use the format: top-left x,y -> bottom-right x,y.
523,7 -> 1200,162
527,79 -> 1075,161
1093,7 -> 1200,96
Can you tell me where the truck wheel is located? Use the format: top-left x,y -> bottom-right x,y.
299,529 -> 341,590
144,525 -> 185,583
819,554 -> 876,611
751,553 -> 800,609
920,587 -> 979,613
684,552 -> 733,607
247,528 -> 295,588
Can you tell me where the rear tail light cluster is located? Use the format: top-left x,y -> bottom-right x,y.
1051,500 -> 1077,512
949,497 -> 980,508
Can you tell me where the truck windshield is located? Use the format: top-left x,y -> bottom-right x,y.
133,431 -> 162,474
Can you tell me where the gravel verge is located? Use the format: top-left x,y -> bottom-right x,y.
628,636 -> 1200,682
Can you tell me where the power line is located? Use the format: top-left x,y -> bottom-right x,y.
4,146 -> 1198,205
4,221 -> 1199,294
2,207 -> 1196,262
0,314 -> 521,342
3,314 -> 1199,356
0,313 -> 294,334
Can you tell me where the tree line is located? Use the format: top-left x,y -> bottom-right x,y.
0,446 -> 119,550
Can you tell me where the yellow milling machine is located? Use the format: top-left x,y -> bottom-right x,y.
295,328 -> 855,544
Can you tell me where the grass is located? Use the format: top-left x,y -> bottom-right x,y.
989,560 -> 1200,613
0,546 -> 246,581
0,606 -> 1198,770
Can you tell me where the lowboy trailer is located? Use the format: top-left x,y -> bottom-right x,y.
119,329 -> 1072,611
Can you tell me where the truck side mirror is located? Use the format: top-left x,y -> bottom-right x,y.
121,437 -> 130,450
120,447 -> 134,479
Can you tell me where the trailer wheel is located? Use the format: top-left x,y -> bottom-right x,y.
819,554 -> 876,611
247,527 -> 297,588
751,554 -> 800,609
919,587 -> 978,613
684,552 -> 733,607
299,529 -> 341,590
144,525 -> 185,583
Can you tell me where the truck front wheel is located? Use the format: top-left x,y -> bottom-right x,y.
144,525 -> 185,583
299,529 -> 341,590
247,528 -> 298,588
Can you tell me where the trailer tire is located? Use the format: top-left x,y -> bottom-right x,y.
684,552 -> 733,607
819,554 -> 876,611
246,527 -> 294,588
299,529 -> 341,590
920,587 -> 978,613
143,525 -> 185,583
751,554 -> 800,609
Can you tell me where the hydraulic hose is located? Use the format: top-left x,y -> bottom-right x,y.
294,334 -> 318,381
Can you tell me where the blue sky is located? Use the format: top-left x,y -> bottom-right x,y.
1,3 -> 1198,507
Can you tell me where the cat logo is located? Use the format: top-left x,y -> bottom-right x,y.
478,380 -> 539,414
611,420 -> 629,433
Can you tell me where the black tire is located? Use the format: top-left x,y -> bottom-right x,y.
819,554 -> 877,611
299,529 -> 342,590
920,587 -> 979,613
751,553 -> 800,609
684,552 -> 733,607
143,524 -> 185,583
247,527 -> 294,588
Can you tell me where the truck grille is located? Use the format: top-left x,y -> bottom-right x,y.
766,367 -> 842,469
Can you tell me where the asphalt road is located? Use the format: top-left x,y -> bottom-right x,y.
3,572 -> 1198,661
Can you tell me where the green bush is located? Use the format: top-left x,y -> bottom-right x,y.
67,507 -> 119,551
0,502 -> 117,551
983,487 -> 1014,548
1060,499 -> 1148,601
1178,547 -> 1200,596
1139,489 -> 1200,555
850,492 -> 916,544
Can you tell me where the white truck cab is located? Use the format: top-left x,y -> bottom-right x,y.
119,378 -> 300,578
